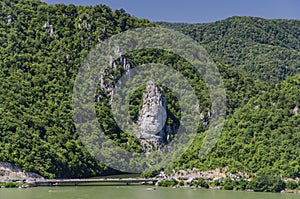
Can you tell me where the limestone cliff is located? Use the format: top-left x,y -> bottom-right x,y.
98,46 -> 132,101
0,162 -> 43,180
97,46 -> 179,150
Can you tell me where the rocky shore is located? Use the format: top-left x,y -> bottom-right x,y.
170,167 -> 249,181
0,162 -> 43,182
157,168 -> 300,194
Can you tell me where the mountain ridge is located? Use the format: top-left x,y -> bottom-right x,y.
0,1 -> 299,179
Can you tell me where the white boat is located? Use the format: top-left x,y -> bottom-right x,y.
145,187 -> 156,191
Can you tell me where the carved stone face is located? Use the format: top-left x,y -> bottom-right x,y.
138,81 -> 167,141
140,102 -> 167,136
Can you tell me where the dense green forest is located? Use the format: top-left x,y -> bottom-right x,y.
0,0 -> 153,178
158,19 -> 300,178
172,74 -> 300,178
0,0 -> 300,180
158,17 -> 300,82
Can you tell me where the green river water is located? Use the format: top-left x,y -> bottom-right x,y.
0,186 -> 299,199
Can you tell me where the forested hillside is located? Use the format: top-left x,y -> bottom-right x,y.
0,0 -> 153,178
160,18 -> 300,178
158,17 -> 300,82
172,74 -> 300,178
0,0 -> 299,179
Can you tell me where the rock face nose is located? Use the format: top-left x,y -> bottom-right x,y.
138,81 -> 167,146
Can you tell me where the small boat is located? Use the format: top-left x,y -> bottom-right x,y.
18,185 -> 28,189
145,187 -> 156,191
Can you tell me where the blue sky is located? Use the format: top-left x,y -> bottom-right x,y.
44,0 -> 300,23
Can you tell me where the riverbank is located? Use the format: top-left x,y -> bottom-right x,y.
1,163 -> 299,194
157,178 -> 300,194
156,168 -> 300,194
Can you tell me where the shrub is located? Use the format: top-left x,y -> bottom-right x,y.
213,179 -> 221,186
286,181 -> 298,190
179,180 -> 184,186
246,173 -> 286,192
197,178 -> 209,189
0,182 -> 18,188
223,184 -> 234,190
158,179 -> 178,187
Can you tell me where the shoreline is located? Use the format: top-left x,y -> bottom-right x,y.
156,181 -> 300,194
0,162 -> 44,189
1,162 -> 299,194
156,168 -> 300,194
0,179 -> 300,195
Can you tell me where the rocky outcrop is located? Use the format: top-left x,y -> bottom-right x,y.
43,21 -> 55,37
172,167 -> 250,181
97,46 -> 179,150
0,162 -> 44,180
98,46 -> 133,100
7,15 -> 12,24
293,106 -> 298,115
137,81 -> 167,147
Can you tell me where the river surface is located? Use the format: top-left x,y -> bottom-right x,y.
0,186 -> 299,199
